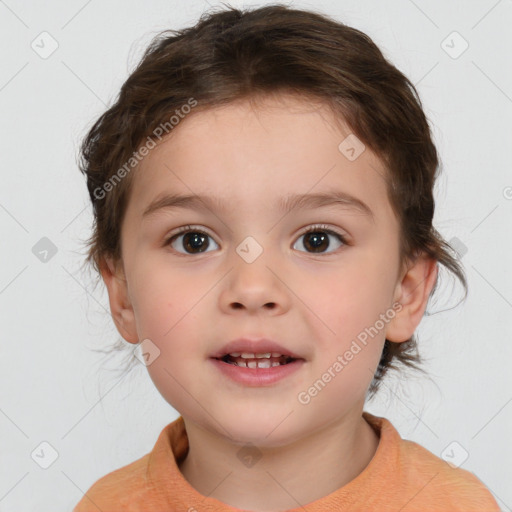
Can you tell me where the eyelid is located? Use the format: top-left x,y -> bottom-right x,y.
165,223 -> 348,241
297,223 -> 348,239
169,224 -> 212,236
296,223 -> 350,250
164,224 -> 215,244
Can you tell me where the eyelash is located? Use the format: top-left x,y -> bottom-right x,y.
163,224 -> 349,255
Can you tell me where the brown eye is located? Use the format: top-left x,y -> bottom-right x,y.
293,225 -> 347,254
165,227 -> 219,255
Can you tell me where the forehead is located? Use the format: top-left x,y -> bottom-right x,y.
127,95 -> 394,224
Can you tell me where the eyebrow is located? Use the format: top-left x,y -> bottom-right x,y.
142,190 -> 374,221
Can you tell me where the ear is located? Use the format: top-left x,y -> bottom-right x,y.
385,254 -> 438,343
99,256 -> 139,344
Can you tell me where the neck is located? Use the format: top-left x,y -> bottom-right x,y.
178,410 -> 379,511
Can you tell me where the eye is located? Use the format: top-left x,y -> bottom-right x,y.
293,224 -> 348,254
164,225 -> 219,255
164,224 -> 348,256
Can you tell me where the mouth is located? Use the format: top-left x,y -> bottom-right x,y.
210,349 -> 305,386
209,338 -> 306,385
215,352 -> 299,369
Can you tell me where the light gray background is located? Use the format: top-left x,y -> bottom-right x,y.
1,0 -> 511,510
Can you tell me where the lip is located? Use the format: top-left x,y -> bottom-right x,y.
209,338 -> 304,360
210,357 -> 305,386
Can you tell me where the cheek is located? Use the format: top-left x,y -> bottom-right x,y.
312,263 -> 393,337
130,268 -> 204,413
130,265 -> 208,371
130,261 -> 200,336
306,258 -> 394,391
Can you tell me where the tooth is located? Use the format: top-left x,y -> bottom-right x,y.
247,360 -> 257,368
229,352 -> 241,357
271,361 -> 280,367
255,353 -> 271,358
241,353 -> 255,358
236,359 -> 248,368
271,352 -> 282,357
257,359 -> 272,368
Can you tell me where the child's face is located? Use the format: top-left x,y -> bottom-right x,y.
103,94 -> 435,445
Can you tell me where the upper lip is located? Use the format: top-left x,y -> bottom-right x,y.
210,338 -> 304,359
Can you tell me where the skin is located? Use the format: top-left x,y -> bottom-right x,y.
100,93 -> 438,511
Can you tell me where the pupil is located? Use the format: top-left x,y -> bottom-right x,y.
305,232 -> 328,252
184,232 -> 208,253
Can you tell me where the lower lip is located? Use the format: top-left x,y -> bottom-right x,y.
210,358 -> 305,386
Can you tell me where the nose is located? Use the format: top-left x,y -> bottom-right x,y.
219,252 -> 291,315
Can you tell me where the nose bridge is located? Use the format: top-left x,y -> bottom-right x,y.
221,231 -> 288,312
228,202 -> 279,264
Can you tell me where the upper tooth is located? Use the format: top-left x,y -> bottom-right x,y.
235,352 -> 278,359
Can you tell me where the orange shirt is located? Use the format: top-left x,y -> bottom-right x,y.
73,411 -> 500,511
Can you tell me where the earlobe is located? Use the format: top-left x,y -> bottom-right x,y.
385,255 -> 439,343
99,256 -> 139,344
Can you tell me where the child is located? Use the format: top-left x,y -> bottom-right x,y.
73,4 -> 500,511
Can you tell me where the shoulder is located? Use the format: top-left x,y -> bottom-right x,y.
72,453 -> 155,512
363,413 -> 500,511
72,418 -> 184,511
395,433 -> 500,510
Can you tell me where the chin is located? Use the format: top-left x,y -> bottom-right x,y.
215,410 -> 300,447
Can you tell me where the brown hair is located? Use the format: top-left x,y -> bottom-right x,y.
79,3 -> 467,398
